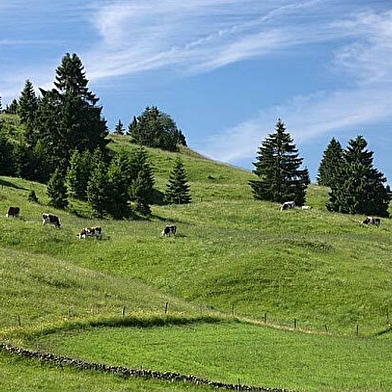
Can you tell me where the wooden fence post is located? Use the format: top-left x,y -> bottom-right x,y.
293,318 -> 297,330
164,302 -> 169,314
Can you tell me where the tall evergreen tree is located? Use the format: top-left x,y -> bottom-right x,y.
47,168 -> 69,209
327,136 -> 391,217
249,119 -> 310,206
317,138 -> 344,187
17,80 -> 38,144
36,53 -> 109,173
164,157 -> 191,204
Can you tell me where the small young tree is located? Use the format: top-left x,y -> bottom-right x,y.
327,135 -> 391,216
114,119 -> 125,135
317,138 -> 344,187
66,149 -> 91,200
129,147 -> 155,213
164,157 -> 191,204
47,168 -> 68,209
87,160 -> 110,218
249,119 -> 309,205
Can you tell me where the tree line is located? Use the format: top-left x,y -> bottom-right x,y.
0,53 -> 191,218
1,52 -> 390,218
249,120 -> 391,217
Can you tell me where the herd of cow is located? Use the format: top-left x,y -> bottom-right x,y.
6,206 -> 178,238
279,201 -> 381,226
5,202 -> 380,240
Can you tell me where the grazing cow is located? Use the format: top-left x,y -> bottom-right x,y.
161,224 -> 177,237
362,216 -> 381,226
280,201 -> 295,211
6,206 -> 20,217
77,226 -> 102,239
42,213 -> 61,228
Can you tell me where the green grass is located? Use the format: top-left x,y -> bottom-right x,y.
1,130 -> 392,390
27,321 -> 392,391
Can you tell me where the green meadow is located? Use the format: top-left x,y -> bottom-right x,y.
0,133 -> 392,391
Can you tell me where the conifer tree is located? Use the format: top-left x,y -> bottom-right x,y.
106,151 -> 133,219
114,119 -> 125,135
164,157 -> 191,204
66,149 -> 91,200
249,119 -> 309,205
129,147 -> 155,214
317,138 -> 344,187
327,135 -> 391,217
36,53 -> 109,173
87,159 -> 110,218
47,168 -> 68,209
17,80 -> 38,144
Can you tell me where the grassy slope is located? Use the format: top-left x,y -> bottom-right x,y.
0,126 -> 392,390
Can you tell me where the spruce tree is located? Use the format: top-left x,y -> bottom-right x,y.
87,159 -> 110,218
327,135 -> 391,217
114,119 -> 125,135
17,80 -> 38,144
129,147 -> 155,213
164,157 -> 191,204
36,53 -> 109,173
249,119 -> 310,206
47,168 -> 68,209
66,149 -> 91,200
317,138 -> 344,187
106,151 -> 133,219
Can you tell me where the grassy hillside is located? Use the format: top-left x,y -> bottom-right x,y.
0,129 -> 392,391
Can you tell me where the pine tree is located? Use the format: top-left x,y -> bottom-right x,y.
327,135 -> 391,217
317,138 -> 344,187
36,53 -> 109,173
114,119 -> 125,135
164,157 -> 191,204
249,119 -> 310,205
106,151 -> 133,219
129,147 -> 155,214
47,168 -> 68,209
66,149 -> 91,200
87,159 -> 110,218
17,80 -> 38,144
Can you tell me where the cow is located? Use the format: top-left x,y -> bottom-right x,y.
361,216 -> 381,226
301,205 -> 312,210
77,226 -> 102,239
42,213 -> 61,228
280,201 -> 295,211
161,224 -> 177,237
6,206 -> 20,218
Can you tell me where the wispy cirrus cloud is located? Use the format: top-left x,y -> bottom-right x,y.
196,5 -> 392,166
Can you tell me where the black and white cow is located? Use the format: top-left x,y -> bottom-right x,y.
42,213 -> 61,228
161,224 -> 177,237
280,201 -> 295,211
362,216 -> 381,226
78,226 -> 102,239
6,206 -> 20,217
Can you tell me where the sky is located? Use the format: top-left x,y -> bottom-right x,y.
1,0 -> 392,182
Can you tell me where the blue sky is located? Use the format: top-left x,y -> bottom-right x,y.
1,0 -> 392,182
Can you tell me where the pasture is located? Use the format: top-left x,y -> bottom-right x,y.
0,138 -> 392,391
